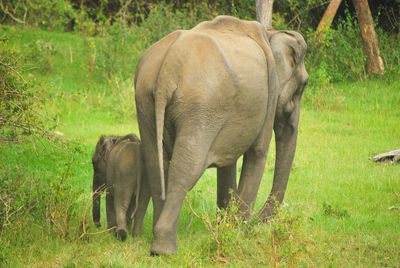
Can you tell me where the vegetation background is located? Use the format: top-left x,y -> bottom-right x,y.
1,0 -> 399,266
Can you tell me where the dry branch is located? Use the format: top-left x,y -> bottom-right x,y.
0,0 -> 27,24
371,149 -> 400,163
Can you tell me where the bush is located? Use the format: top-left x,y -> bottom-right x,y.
274,0 -> 327,30
196,205 -> 307,265
305,10 -> 366,85
0,44 -> 39,141
0,0 -> 75,31
378,28 -> 400,79
80,2 -> 219,85
0,155 -> 78,236
0,142 -> 86,265
0,35 -> 58,143
303,7 -> 399,109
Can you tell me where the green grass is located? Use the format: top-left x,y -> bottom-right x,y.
1,26 -> 399,267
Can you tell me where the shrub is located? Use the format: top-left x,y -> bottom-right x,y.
0,0 -> 75,31
0,44 -> 39,141
0,36 -> 58,143
322,202 -> 350,218
0,142 -> 85,265
0,156 -> 78,236
23,39 -> 57,74
305,10 -> 366,85
378,28 -> 400,79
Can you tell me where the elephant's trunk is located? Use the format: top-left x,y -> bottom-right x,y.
258,104 -> 299,219
92,177 -> 103,228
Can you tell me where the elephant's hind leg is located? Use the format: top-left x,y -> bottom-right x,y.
114,183 -> 135,241
106,188 -> 117,230
151,128 -> 215,255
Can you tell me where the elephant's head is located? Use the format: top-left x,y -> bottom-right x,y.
259,30 -> 308,218
92,136 -> 118,178
268,30 -> 309,119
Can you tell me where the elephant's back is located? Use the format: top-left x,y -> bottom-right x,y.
157,31 -> 270,167
135,30 -> 185,100
159,29 -> 269,112
116,142 -> 142,173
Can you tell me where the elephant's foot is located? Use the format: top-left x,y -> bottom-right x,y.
107,223 -> 116,230
115,228 -> 127,241
150,238 -> 177,256
257,203 -> 276,221
127,217 -> 133,227
236,201 -> 253,220
132,228 -> 141,238
237,208 -> 252,220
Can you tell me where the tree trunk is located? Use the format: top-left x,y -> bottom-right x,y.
256,0 -> 273,30
352,0 -> 385,76
316,0 -> 343,35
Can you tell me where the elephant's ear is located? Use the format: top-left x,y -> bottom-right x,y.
125,133 -> 141,144
269,30 -> 308,116
269,30 -> 307,78
93,136 -> 106,163
104,136 -> 118,152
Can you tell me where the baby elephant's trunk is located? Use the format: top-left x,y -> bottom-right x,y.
92,193 -> 101,227
92,179 -> 104,228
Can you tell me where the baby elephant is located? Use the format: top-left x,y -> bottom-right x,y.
91,134 -> 150,241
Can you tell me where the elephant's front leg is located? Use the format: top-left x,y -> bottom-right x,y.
217,162 -> 237,210
237,103 -> 276,219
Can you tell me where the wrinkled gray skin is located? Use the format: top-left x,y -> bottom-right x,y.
92,134 -> 151,240
134,16 -> 308,255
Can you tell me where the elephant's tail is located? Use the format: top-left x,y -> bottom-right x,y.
154,41 -> 180,201
155,87 -> 172,201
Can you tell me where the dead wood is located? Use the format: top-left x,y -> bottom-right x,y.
371,149 -> 400,163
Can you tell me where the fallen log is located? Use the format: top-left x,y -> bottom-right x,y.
371,149 -> 400,163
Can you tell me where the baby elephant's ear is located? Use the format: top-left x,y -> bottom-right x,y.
98,136 -> 105,145
110,137 -> 119,145
127,133 -> 141,143
103,136 -> 118,152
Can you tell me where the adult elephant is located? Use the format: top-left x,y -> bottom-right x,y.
134,16 -> 308,255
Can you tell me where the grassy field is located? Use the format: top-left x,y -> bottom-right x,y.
1,26 -> 399,267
